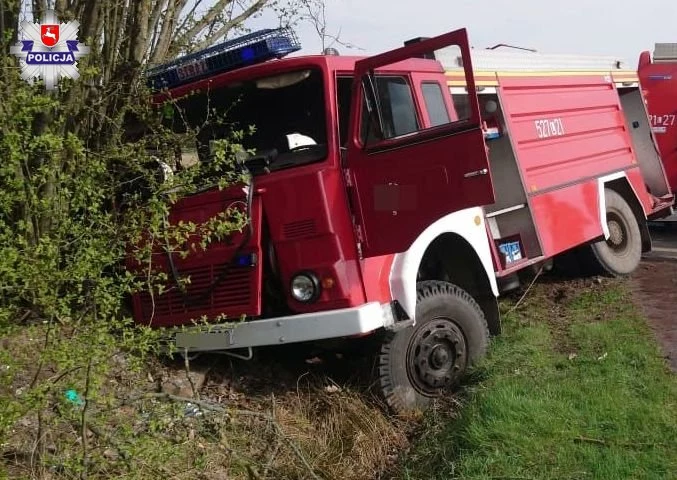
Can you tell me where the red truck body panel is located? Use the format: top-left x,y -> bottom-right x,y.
529,180 -> 602,257
344,29 -> 494,259
499,75 -> 637,193
496,74 -> 649,258
638,51 -> 677,193
257,166 -> 367,314
447,54 -> 671,275
131,185 -> 263,327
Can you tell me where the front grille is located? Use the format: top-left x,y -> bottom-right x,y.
138,264 -> 254,323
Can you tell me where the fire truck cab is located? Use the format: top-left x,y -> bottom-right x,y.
132,28 -> 673,413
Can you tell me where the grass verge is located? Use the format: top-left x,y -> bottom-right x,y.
397,277 -> 677,480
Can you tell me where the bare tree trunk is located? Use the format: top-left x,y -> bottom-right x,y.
32,0 -> 47,21
130,0 -> 152,65
0,0 -> 20,46
101,0 -> 128,83
79,1 -> 101,45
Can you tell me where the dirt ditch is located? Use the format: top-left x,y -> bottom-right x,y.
630,258 -> 677,371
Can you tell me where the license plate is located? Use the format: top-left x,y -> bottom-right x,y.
174,328 -> 235,351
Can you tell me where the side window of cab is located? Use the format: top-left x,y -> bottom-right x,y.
359,75 -> 420,145
420,81 -> 451,126
352,43 -> 478,152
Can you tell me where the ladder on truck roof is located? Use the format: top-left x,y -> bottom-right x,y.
652,43 -> 677,63
437,46 -> 631,73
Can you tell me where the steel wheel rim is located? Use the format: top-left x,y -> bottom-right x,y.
606,211 -> 629,254
406,317 -> 468,396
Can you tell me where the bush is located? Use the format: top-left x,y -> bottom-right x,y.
0,39 -> 248,478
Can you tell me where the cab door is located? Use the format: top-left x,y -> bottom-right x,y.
345,28 -> 494,258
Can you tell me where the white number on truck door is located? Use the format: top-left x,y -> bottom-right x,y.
534,118 -> 565,139
650,114 -> 676,127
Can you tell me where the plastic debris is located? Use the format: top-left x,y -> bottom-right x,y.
65,389 -> 84,406
184,402 -> 203,417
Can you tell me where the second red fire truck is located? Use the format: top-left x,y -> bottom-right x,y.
129,27 -> 674,413
639,43 -> 677,216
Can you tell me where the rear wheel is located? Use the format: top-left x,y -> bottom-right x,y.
377,281 -> 489,413
588,188 -> 642,276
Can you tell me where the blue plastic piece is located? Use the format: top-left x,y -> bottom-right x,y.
498,241 -> 522,265
65,389 -> 84,406
648,74 -> 673,81
234,253 -> 256,267
146,28 -> 301,91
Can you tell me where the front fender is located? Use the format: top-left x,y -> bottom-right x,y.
388,207 -> 498,321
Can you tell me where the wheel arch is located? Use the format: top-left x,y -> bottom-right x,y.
599,173 -> 651,253
389,207 -> 500,335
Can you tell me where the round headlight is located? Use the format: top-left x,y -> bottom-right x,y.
290,272 -> 320,303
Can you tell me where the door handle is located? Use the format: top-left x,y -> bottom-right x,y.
464,168 -> 489,178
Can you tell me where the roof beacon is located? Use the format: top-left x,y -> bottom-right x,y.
146,27 -> 301,91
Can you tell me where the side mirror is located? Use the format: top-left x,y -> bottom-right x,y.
150,156 -> 174,184
234,150 -> 250,165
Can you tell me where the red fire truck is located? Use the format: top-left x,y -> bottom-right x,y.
131,28 -> 673,413
639,44 -> 677,208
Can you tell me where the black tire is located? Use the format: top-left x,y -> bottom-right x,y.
588,188 -> 642,276
377,280 -> 489,413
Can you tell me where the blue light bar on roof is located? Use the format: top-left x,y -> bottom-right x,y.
146,28 -> 301,91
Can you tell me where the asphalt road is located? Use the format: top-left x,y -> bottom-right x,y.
646,223 -> 677,260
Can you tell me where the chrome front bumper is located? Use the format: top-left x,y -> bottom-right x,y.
171,302 -> 398,353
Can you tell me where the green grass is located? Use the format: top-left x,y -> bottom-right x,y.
398,279 -> 677,480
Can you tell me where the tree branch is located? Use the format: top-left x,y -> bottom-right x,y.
181,0 -> 233,43
190,0 -> 267,52
80,357 -> 93,480
174,0 -> 203,35
148,0 -> 167,37
148,0 -> 182,64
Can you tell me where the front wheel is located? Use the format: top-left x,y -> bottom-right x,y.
377,281 -> 489,413
588,188 -> 642,276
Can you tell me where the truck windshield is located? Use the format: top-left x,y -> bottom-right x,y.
167,67 -> 328,174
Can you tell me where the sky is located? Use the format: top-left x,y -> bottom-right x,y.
248,0 -> 677,67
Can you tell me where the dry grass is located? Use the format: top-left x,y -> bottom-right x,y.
1,334 -> 417,480
272,388 -> 409,479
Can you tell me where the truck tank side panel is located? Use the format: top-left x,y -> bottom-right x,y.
639,62 -> 677,192
625,166 -> 655,215
529,180 -> 603,257
131,191 -> 263,327
261,167 -> 366,313
498,75 -> 637,194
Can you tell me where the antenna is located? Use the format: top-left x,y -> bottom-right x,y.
487,43 -> 537,53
